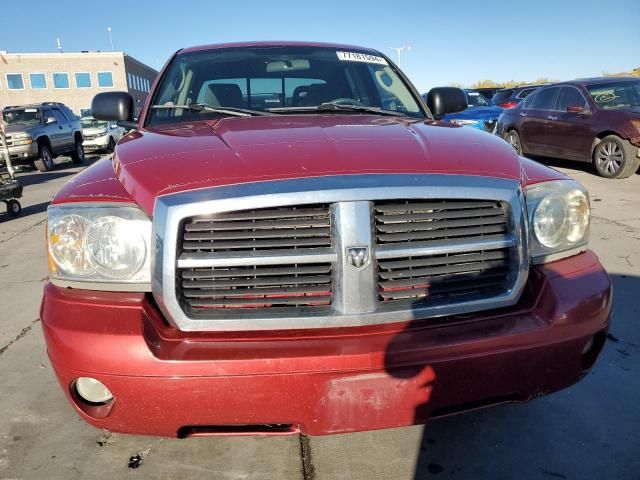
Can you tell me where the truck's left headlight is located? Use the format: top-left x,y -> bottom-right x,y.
525,180 -> 590,263
47,204 -> 151,289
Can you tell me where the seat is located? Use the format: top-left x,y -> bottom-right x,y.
206,83 -> 244,108
292,86 -> 309,106
300,84 -> 331,106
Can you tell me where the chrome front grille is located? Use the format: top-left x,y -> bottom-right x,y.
178,205 -> 332,313
374,200 -> 507,245
181,205 -> 331,253
374,199 -> 513,306
154,174 -> 528,331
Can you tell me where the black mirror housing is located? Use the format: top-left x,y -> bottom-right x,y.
425,87 -> 468,118
92,92 -> 135,124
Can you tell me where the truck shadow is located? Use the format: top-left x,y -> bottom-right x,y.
383,272 -> 637,479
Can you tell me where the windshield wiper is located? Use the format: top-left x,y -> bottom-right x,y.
150,103 -> 271,117
267,102 -> 407,117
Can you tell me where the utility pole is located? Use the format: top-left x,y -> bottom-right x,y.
107,27 -> 114,51
389,45 -> 411,67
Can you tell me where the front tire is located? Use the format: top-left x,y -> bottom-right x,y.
71,139 -> 85,164
504,129 -> 523,155
34,144 -> 54,172
593,135 -> 639,179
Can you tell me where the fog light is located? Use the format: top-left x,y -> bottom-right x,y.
75,377 -> 113,404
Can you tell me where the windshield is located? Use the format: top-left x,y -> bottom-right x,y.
466,91 -> 491,107
2,108 -> 41,126
586,80 -> 640,110
81,118 -> 108,129
147,46 -> 425,125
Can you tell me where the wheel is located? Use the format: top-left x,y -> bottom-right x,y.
6,199 -> 21,217
106,137 -> 116,153
34,144 -> 54,172
593,135 -> 640,179
504,129 -> 523,155
71,139 -> 85,164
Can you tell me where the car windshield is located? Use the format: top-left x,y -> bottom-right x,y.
586,80 -> 640,110
147,46 -> 425,126
81,118 -> 108,129
2,108 -> 41,126
466,91 -> 491,107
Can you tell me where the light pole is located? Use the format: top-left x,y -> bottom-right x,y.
107,27 -> 114,51
389,45 -> 411,67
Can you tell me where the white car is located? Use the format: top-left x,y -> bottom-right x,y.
81,117 -> 125,153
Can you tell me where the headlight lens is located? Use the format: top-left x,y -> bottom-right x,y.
47,204 -> 151,287
12,134 -> 33,146
526,180 -> 590,262
450,119 -> 479,126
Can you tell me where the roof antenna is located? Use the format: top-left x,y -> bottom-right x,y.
56,37 -> 63,53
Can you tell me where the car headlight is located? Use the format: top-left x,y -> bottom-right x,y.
631,119 -> 640,136
11,133 -> 32,146
96,128 -> 108,136
525,180 -> 590,263
47,204 -> 151,289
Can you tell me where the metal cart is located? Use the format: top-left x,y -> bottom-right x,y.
0,123 -> 23,217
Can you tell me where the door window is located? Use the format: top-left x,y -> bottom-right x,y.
556,87 -> 587,111
52,109 -> 67,123
529,88 -> 558,110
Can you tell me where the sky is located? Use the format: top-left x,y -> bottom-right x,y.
0,0 -> 638,92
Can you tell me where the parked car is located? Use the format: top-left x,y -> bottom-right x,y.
81,117 -> 125,153
424,89 -> 503,133
0,102 -> 84,171
475,87 -> 502,101
492,85 -> 542,109
41,41 -> 610,438
498,77 -> 640,179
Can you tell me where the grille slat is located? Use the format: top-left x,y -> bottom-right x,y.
188,296 -> 332,308
183,274 -> 332,289
182,236 -> 330,251
182,264 -> 331,279
377,224 -> 507,243
375,199 -> 513,306
377,215 -> 506,233
183,285 -> 331,298
184,227 -> 330,241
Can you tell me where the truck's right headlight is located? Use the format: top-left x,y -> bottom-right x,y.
525,180 -> 590,263
47,204 -> 151,289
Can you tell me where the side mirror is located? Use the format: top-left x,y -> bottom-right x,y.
425,87 -> 468,119
46,116 -> 56,124
567,105 -> 587,114
92,92 -> 137,129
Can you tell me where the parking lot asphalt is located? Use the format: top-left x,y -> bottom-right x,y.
0,155 -> 638,480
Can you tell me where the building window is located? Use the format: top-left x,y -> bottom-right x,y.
145,79 -> 149,92
127,73 -> 133,89
6,73 -> 24,89
52,73 -> 70,89
75,72 -> 92,88
135,75 -> 140,91
97,71 -> 114,88
29,73 -> 47,89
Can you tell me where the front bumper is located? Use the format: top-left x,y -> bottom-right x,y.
40,251 -> 611,437
4,142 -> 38,163
83,136 -> 109,151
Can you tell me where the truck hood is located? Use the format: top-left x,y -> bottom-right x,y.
3,123 -> 39,135
114,115 -> 523,215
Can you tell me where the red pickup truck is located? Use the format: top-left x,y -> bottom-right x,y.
40,42 -> 611,437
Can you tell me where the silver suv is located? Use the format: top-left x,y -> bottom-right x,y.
1,102 -> 85,172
